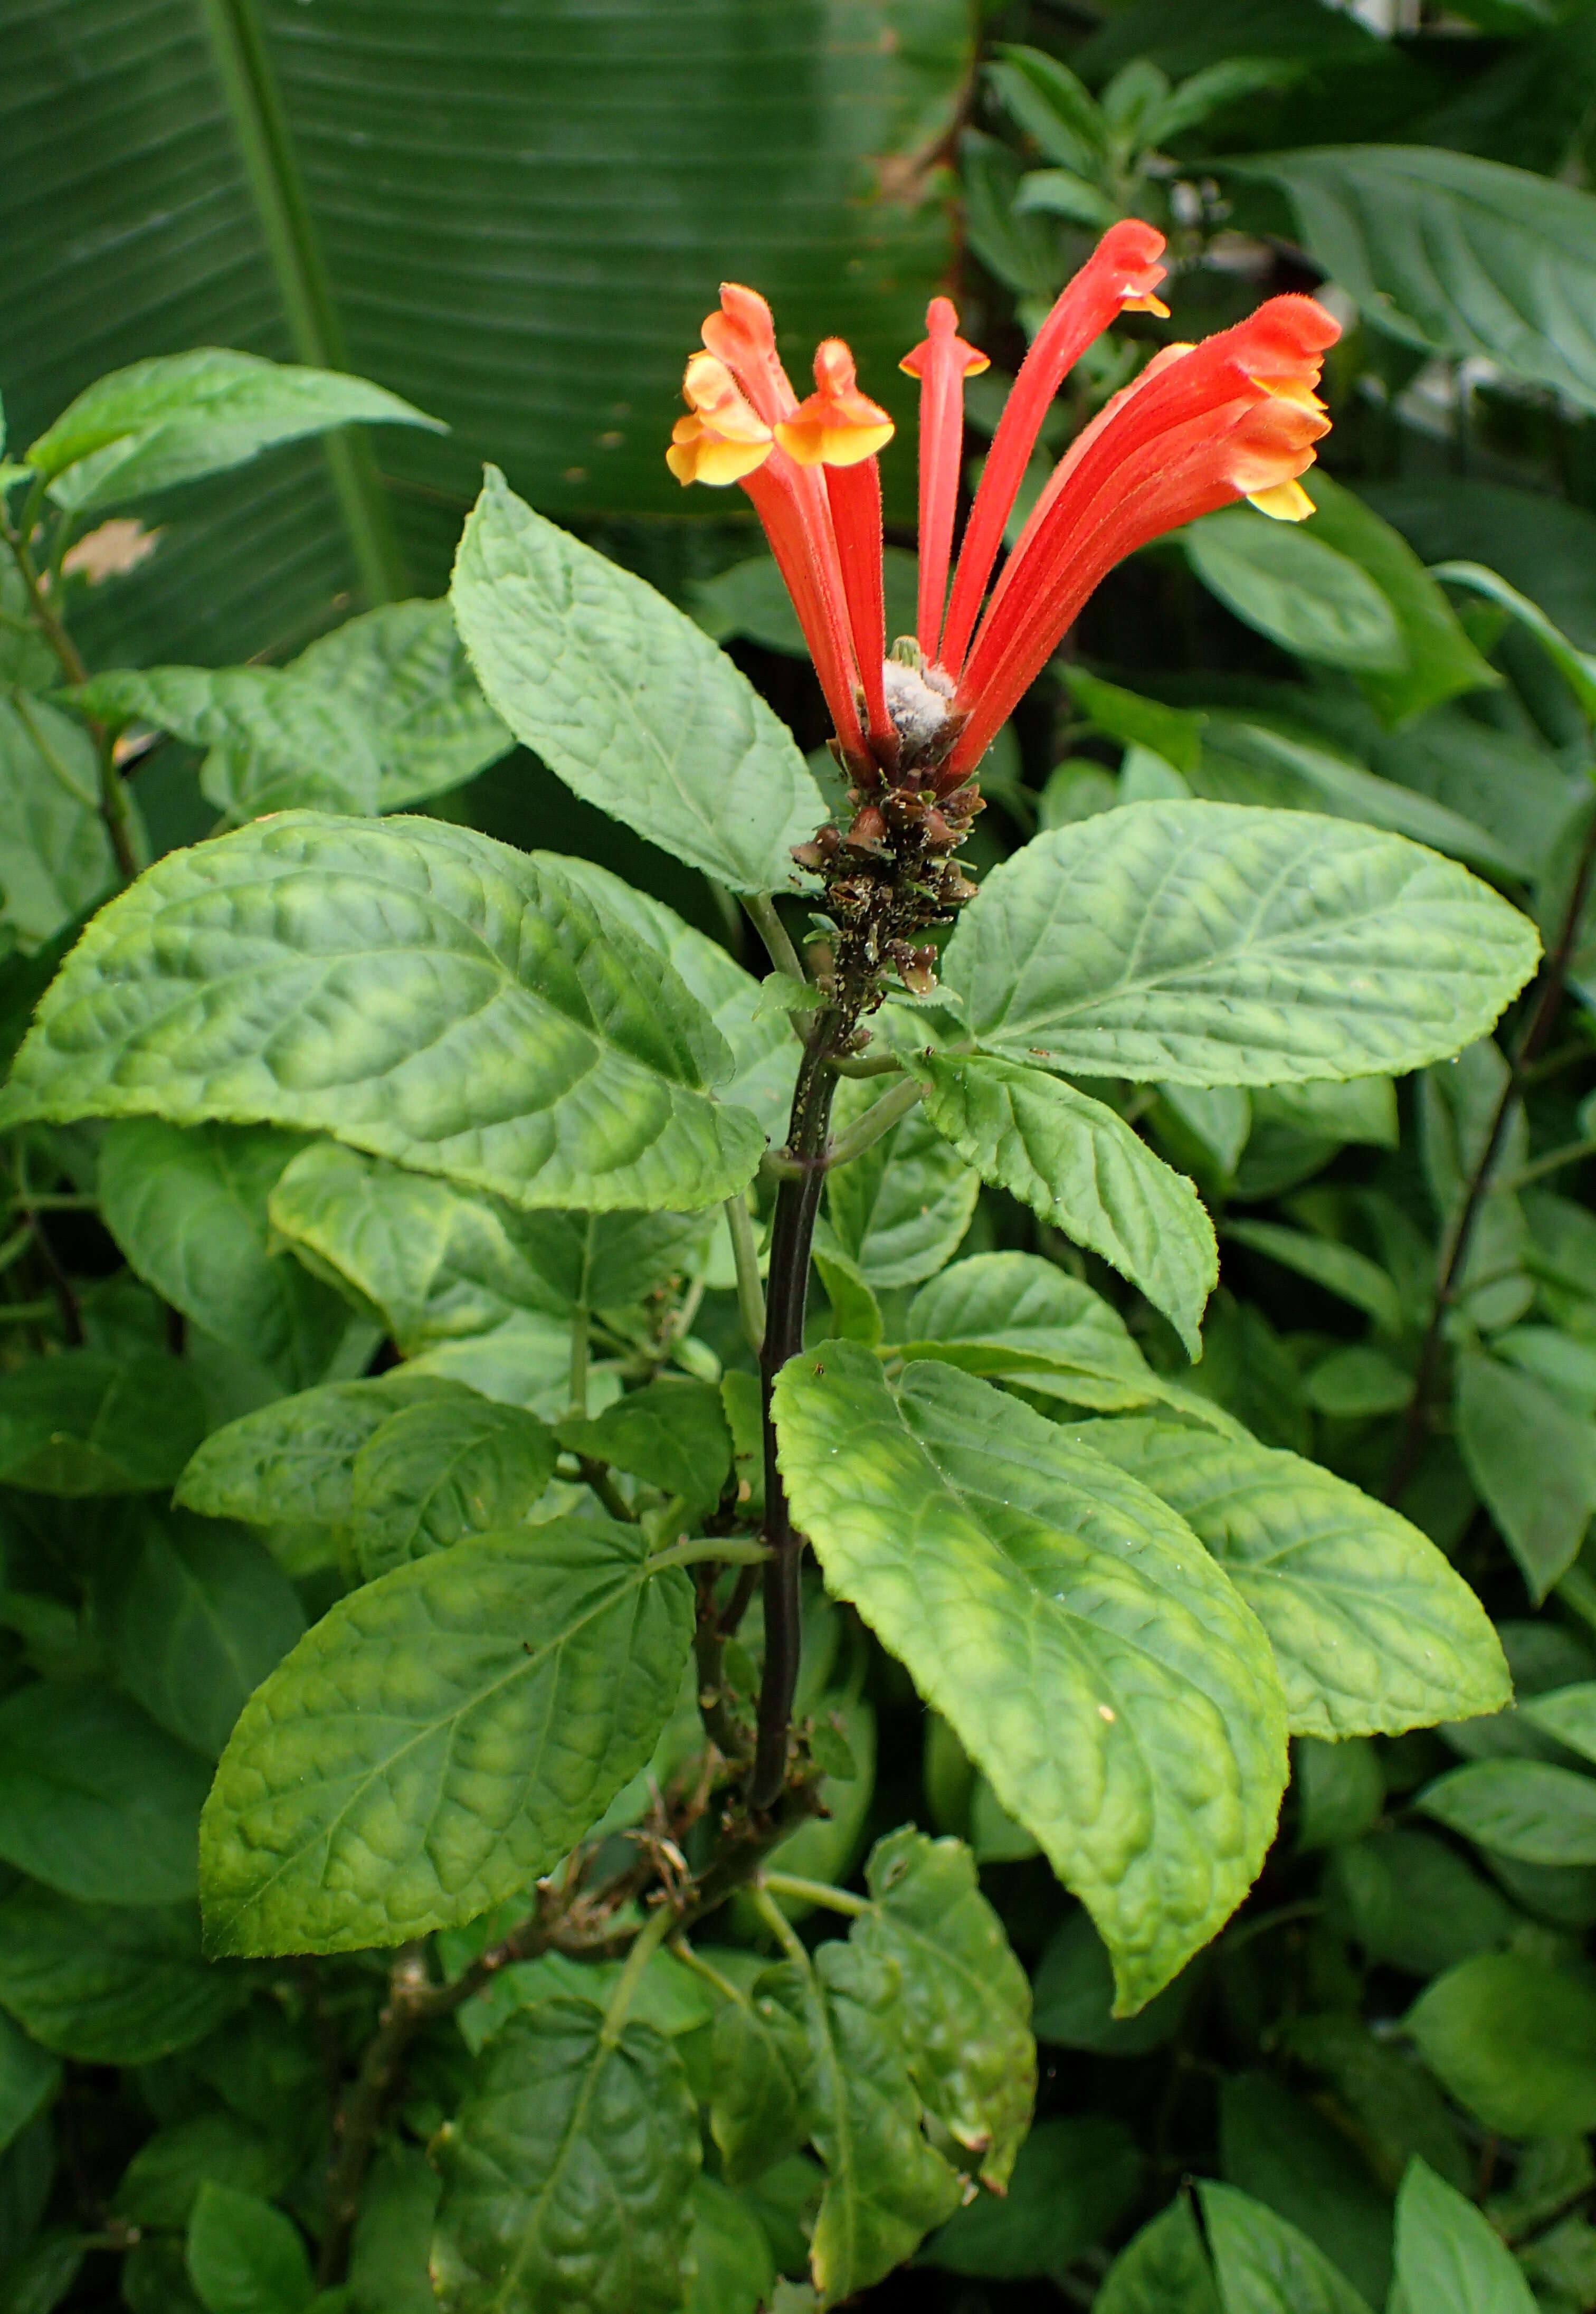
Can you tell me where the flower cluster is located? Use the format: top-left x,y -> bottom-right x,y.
667,219 -> 1338,796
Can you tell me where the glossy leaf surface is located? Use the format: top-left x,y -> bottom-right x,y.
200,1520 -> 693,1954
943,804 -> 1538,1086
773,1349 -> 1287,2007
453,470 -> 827,894
0,814 -> 765,1214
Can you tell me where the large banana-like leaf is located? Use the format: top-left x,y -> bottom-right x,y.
2,0 -> 971,664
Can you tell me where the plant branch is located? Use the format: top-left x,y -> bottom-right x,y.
1385,809 -> 1596,1502
750,1022 -> 840,1812
759,1869 -> 872,1916
724,1193 -> 765,1353
577,1456 -> 634,1523
824,1074 -> 922,1168
742,892 -> 808,987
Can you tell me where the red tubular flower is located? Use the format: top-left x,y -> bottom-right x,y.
938,218 -> 1168,678
664,231 -> 1340,804
899,298 -> 989,663
776,340 -> 897,754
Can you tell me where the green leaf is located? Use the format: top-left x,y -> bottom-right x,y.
683,2176 -> 775,2314
1294,1736 -> 1384,1854
1521,1681 -> 1596,1764
1455,1353 -> 1596,1601
1062,671 -> 1204,775
911,1051 -> 1217,1355
1368,707 -> 1580,887
1197,2180 -> 1375,2314
0,1889 -> 242,2064
1297,474 -> 1499,725
100,1512 -> 307,1760
1418,1759 -> 1596,1866
0,1351 -> 206,1495
1190,721 -> 1520,881
450,1945 -> 712,2059
26,348 -> 438,510
1231,146 -> 1596,415
823,1076 -> 979,1292
0,2023 -> 56,2168
943,803 -> 1538,1087
268,1143 -> 708,1347
689,549 -> 919,665
0,696 -> 118,949
895,1251 -> 1239,1424
922,2114 -> 1141,2280
349,1396 -> 558,1579
1096,2197 -> 1220,2314
772,1349 -> 1287,2008
1327,1830 -> 1516,1979
452,470 -> 827,895
1065,1417 -> 1510,1739
348,2146 -> 440,2314
1407,1953 -> 1596,2137
100,1120 -> 350,1389
430,1996 -> 700,2314
199,1518 -> 693,1955
1184,508 -> 1406,672
557,1381 -> 732,1507
291,601 -> 511,811
1031,1910 -> 1199,2056
176,1373 -> 468,1528
1224,1219 -> 1401,1333
699,1961 -> 811,2189
853,1828 -> 1035,2189
0,814 -> 766,1215
766,1940 -> 961,2304
1281,2013 -> 1470,2197
73,667 -> 384,819
117,2113 -> 295,2232
813,1249 -> 884,1349
519,855 -> 796,1144
987,46 -> 1109,170
1429,562 -> 1596,724
1392,2158 -> 1537,2314
0,1682 -> 209,1902
187,2183 -> 314,2314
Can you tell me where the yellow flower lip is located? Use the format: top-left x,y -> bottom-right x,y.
666,353 -> 773,487
774,338 -> 895,469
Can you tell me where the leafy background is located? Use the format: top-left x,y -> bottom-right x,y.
8,0 -> 1596,2309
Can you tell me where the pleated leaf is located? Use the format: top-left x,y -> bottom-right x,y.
773,1348 -> 1288,2009
452,469 -> 828,894
942,803 -> 1538,1087
199,1519 -> 693,1954
0,814 -> 766,1215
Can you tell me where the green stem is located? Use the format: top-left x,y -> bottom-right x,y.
724,1194 -> 765,1354
568,1306 -> 590,1418
824,1074 -> 922,1168
743,892 -> 807,987
192,0 -> 407,604
650,1536 -> 771,1572
749,1884 -> 811,1965
759,1870 -> 872,1917
1501,1136 -> 1596,1191
599,1904 -> 674,2046
577,1456 -> 634,1524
